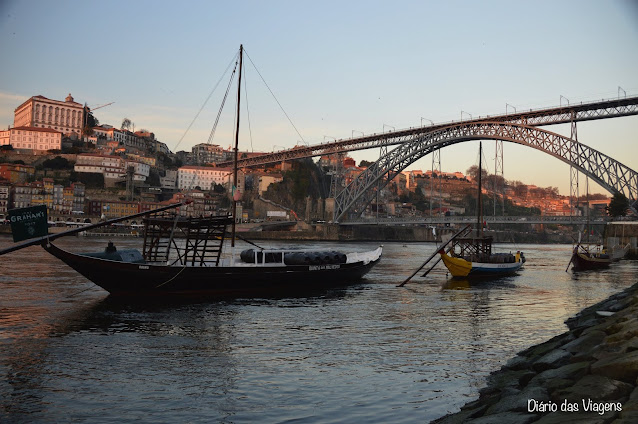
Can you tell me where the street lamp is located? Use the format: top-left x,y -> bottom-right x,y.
421,117 -> 434,126
461,111 -> 472,121
383,124 -> 395,133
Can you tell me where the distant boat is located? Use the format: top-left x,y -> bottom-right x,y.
569,241 -> 628,272
439,142 -> 525,278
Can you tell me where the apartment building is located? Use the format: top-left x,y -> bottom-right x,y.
0,126 -> 62,151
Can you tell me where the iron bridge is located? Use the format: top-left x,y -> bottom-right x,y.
214,96 -> 638,221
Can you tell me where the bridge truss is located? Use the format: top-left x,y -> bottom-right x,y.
333,122 -> 638,221
212,96 -> 638,221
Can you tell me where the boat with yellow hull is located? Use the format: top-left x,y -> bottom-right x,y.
439,249 -> 524,278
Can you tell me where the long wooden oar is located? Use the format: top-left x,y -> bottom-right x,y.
398,224 -> 471,287
0,202 -> 185,256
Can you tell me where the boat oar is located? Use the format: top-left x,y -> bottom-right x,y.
0,202 -> 186,257
421,256 -> 443,277
398,224 -> 471,287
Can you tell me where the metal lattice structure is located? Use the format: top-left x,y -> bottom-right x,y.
332,122 -> 638,221
216,96 -> 638,169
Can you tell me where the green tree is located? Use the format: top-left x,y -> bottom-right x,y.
606,192 -> 629,217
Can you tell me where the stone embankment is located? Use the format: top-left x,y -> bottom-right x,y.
433,282 -> 638,424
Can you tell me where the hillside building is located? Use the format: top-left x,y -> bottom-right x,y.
13,94 -> 84,137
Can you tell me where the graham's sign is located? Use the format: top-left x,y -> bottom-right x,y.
8,205 -> 48,242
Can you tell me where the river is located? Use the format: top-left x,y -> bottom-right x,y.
1,236 -> 636,423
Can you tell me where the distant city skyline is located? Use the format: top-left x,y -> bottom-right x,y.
1,0 -> 637,196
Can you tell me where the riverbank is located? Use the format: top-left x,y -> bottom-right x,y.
432,281 -> 638,424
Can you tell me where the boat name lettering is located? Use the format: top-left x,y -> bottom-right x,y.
309,264 -> 341,271
138,265 -> 149,270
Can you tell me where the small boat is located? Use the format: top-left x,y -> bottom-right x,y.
569,241 -> 628,272
569,243 -> 611,271
439,142 -> 525,278
439,235 -> 525,278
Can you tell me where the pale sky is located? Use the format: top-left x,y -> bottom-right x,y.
1,0 -> 637,195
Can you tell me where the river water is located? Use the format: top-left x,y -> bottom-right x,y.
1,236 -> 636,423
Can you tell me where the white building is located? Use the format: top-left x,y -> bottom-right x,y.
75,153 -> 149,182
14,94 -> 85,137
177,166 -> 244,192
0,126 -> 63,151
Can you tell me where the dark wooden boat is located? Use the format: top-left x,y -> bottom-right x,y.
39,214 -> 381,297
42,224 -> 381,297
569,243 -> 612,271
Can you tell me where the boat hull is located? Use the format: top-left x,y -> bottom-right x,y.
440,252 -> 523,278
42,242 -> 381,297
570,249 -> 611,271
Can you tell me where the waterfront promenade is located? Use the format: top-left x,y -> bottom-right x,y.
433,282 -> 638,423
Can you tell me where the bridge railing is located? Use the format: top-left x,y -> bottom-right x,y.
343,215 -> 613,225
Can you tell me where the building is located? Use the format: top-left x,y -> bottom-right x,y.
0,182 -> 10,217
177,166 -> 244,192
0,163 -> 35,183
11,184 -> 36,209
160,169 -> 178,189
256,173 -> 283,195
13,94 -> 85,137
0,126 -> 62,151
192,143 -> 224,165
74,153 -> 149,183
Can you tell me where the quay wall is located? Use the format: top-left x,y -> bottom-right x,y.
432,282 -> 638,424
605,222 -> 638,258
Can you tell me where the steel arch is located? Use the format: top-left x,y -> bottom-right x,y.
333,122 -> 638,221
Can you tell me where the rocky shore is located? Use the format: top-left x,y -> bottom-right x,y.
433,282 -> 638,424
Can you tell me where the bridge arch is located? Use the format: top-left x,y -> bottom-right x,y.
333,122 -> 638,221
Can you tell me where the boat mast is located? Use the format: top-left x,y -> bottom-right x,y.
231,45 -> 243,248
477,141 -> 483,238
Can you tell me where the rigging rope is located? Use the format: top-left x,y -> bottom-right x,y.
173,51 -> 239,151
243,48 -> 306,144
207,62 -> 238,144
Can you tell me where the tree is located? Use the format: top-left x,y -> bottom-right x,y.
83,108 -> 99,137
121,118 -> 133,131
466,165 -> 487,183
606,192 -> 629,217
359,160 -> 374,168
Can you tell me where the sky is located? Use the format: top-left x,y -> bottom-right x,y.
1,0 -> 637,196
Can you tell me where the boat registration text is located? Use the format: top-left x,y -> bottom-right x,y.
309,264 -> 341,271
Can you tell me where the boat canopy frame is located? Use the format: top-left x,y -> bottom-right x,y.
142,213 -> 233,267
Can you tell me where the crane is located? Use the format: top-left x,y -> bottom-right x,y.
83,102 -> 114,140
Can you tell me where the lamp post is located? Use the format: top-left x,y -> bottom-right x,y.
421,117 -> 433,126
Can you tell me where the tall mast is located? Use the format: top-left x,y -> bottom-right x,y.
231,45 -> 243,248
477,141 -> 483,238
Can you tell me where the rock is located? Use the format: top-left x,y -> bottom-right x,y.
519,332 -> 573,358
485,386 -> 548,415
553,375 -> 633,403
613,411 -> 638,424
534,412 -> 610,424
591,350 -> 638,384
486,369 -> 534,391
431,406 -> 485,424
503,355 -> 530,371
467,411 -> 538,424
562,330 -> 606,358
528,361 -> 590,387
533,349 -> 572,372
